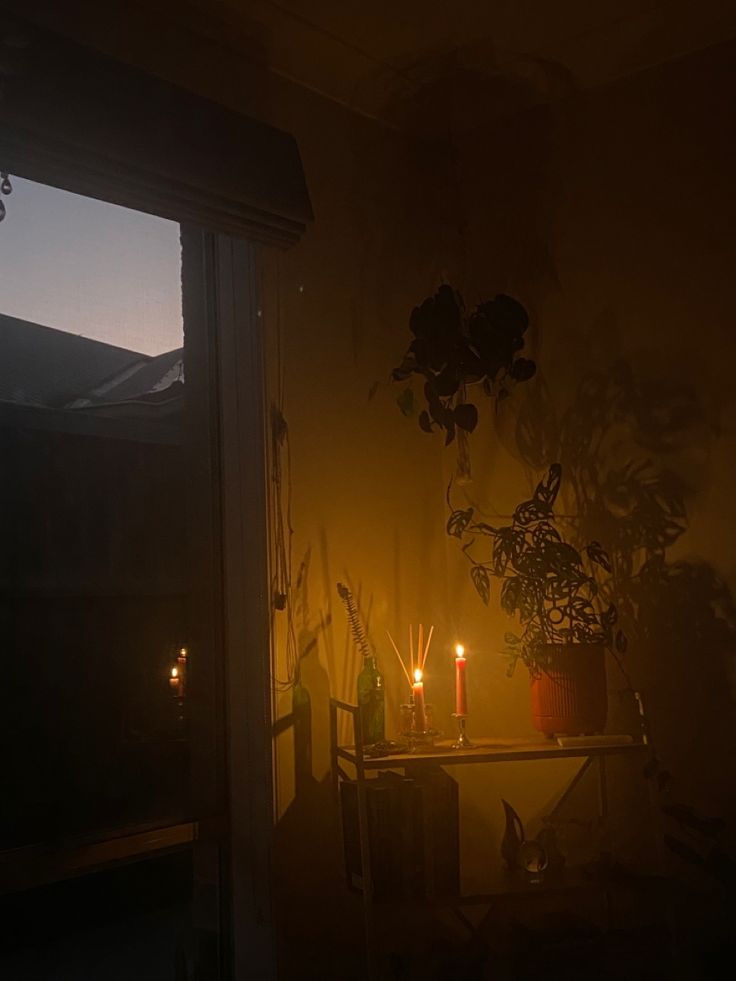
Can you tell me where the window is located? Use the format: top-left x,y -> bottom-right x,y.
1,177 -> 200,845
0,16 -> 310,978
0,176 -> 225,979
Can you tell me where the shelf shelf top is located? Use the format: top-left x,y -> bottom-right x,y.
337,736 -> 645,769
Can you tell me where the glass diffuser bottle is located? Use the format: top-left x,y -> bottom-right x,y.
357,654 -> 385,746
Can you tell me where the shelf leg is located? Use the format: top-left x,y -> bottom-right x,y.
329,700 -> 339,806
355,761 -> 376,980
597,755 -> 609,824
546,757 -> 593,822
597,755 -> 613,931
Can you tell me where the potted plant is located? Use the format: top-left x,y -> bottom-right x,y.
447,464 -> 626,736
391,285 -> 536,444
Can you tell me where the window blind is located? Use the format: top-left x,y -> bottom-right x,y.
0,15 -> 313,247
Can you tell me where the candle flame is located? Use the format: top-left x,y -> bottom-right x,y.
171,667 -> 178,678
455,644 -> 465,658
414,667 -> 422,683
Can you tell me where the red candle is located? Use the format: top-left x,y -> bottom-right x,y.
412,668 -> 426,731
454,644 -> 467,716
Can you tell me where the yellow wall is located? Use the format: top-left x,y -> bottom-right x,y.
264,34 -> 736,899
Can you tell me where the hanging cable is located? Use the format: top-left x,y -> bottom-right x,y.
266,252 -> 300,692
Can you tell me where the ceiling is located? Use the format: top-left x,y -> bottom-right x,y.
184,0 -> 736,131
10,1 -> 736,134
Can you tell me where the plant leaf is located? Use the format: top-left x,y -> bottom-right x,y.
396,386 -> 414,416
510,357 -> 536,382
500,577 -> 520,616
586,541 -> 612,572
471,565 -> 491,605
601,603 -> 618,627
454,402 -> 479,433
447,507 -> 474,539
418,410 -> 433,433
534,463 -> 562,509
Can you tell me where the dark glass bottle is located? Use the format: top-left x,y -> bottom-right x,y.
357,655 -> 385,746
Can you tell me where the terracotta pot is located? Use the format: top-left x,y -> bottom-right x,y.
530,643 -> 607,736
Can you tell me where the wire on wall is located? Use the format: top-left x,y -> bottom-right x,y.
267,252 -> 300,693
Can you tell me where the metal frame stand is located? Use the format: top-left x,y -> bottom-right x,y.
330,698 -> 655,980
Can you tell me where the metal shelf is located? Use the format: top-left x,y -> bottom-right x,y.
330,697 -> 654,980
336,736 -> 645,770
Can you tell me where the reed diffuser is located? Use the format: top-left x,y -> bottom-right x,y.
387,623 -> 439,748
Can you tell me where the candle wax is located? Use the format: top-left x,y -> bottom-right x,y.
455,654 -> 467,715
413,678 -> 426,732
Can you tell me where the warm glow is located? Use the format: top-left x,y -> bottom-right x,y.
171,667 -> 178,678
455,644 -> 465,658
179,647 -> 188,657
414,667 -> 423,683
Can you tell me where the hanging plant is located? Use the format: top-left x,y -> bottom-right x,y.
391,285 -> 536,444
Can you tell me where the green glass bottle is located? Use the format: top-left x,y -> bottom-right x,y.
357,655 -> 385,746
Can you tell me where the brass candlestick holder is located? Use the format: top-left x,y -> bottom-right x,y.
451,713 -> 472,749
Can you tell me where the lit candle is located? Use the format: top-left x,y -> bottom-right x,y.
169,666 -> 180,694
413,667 -> 426,732
454,644 -> 467,716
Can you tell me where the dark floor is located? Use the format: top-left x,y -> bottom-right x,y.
0,854 -> 193,981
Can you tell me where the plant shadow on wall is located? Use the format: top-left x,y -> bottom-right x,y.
506,362 -> 736,884
444,358 -> 736,967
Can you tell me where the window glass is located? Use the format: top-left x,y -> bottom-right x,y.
0,177 -> 213,848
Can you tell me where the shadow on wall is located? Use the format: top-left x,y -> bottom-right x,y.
271,545 -> 350,981
272,550 -> 386,980
510,358 -> 736,814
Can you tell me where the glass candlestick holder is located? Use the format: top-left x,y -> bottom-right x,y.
398,701 -> 441,752
451,713 -> 473,749
399,702 -> 414,737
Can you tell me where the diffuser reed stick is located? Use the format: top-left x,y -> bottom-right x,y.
387,624 -> 435,693
386,630 -> 412,688
421,625 -> 435,670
